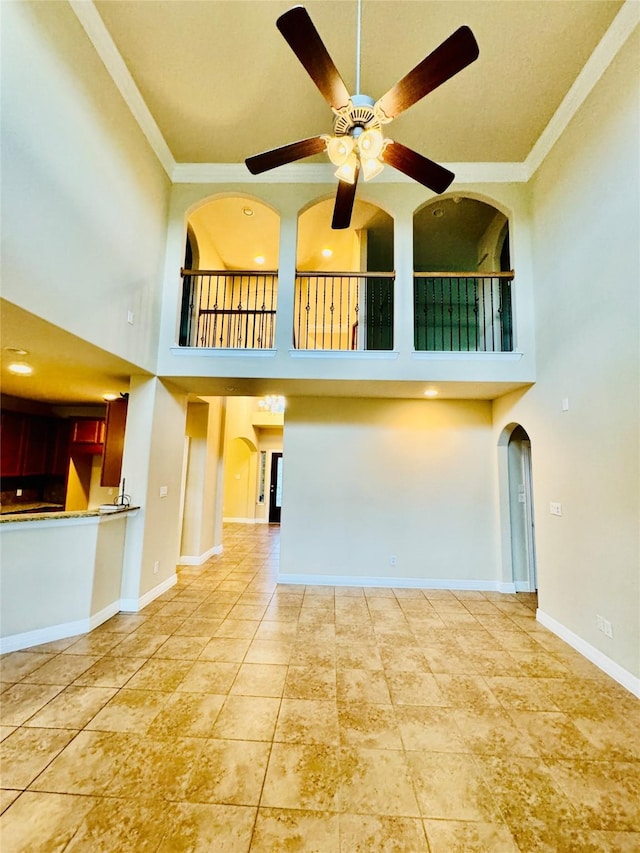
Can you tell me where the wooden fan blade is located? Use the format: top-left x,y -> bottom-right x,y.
376,26 -> 479,121
383,141 -> 454,194
245,136 -> 327,175
332,166 -> 360,230
277,6 -> 351,111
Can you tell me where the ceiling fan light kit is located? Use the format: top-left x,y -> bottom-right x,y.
245,4 -> 479,229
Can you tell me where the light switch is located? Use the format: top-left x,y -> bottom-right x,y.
159,485 -> 168,497
562,398 -> 569,411
549,502 -> 562,516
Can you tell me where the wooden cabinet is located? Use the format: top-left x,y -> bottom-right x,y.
0,411 -> 26,477
101,398 -> 128,488
50,419 -> 72,476
21,415 -> 51,476
72,419 -> 105,445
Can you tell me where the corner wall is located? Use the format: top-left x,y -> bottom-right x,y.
493,30 -> 640,688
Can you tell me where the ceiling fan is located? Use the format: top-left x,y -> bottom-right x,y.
245,4 -> 479,230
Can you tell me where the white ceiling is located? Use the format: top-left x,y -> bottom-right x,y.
3,0 -> 631,407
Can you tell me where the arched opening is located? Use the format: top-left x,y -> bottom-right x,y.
179,196 -> 280,348
413,195 -> 513,352
296,198 -> 394,350
498,423 -> 537,593
223,436 -> 258,523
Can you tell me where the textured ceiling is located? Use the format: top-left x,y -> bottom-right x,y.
94,0 -> 622,164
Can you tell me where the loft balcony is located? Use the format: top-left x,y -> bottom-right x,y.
178,269 -> 515,355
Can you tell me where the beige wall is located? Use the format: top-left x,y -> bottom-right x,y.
493,31 -> 640,680
280,396 -> 498,583
1,1 -> 170,372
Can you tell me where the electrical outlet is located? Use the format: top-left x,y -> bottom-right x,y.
127,310 -> 134,325
153,561 -> 159,575
596,614 -> 604,631
16,488 -> 22,497
549,502 -> 562,516
390,555 -> 397,566
603,619 -> 613,638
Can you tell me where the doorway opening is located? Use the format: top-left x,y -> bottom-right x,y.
269,452 -> 283,524
505,424 -> 537,592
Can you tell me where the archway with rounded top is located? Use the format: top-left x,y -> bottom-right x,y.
179,195 -> 281,348
498,422 -> 538,594
413,194 -> 513,353
295,196 -> 394,351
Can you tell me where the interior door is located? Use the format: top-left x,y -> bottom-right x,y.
268,452 -> 283,524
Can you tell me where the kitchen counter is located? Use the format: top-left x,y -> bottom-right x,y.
0,506 -> 139,523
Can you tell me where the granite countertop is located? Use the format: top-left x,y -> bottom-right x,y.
0,506 -> 139,524
0,502 -> 64,516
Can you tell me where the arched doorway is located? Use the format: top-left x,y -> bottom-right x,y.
501,424 -> 537,592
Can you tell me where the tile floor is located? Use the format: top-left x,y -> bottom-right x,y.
1,524 -> 639,852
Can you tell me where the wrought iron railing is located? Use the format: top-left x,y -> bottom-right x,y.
414,272 -> 514,353
179,269 -> 277,348
294,272 -> 395,351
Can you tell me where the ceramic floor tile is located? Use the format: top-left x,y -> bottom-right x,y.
3,525 -> 637,853
22,685 -> 117,730
546,758 -> 640,831
83,688 -> 172,734
339,746 -> 421,817
212,694 -> 280,741
261,742 -> 341,811
423,819 -> 519,852
336,668 -> 392,705
275,698 -> 340,745
339,814 -> 428,852
337,702 -> 402,749
19,654 -> 100,686
0,791 -> 99,853
284,665 -> 337,700
395,705 -> 469,753
406,751 -> 501,821
199,636 -> 252,662
0,727 -> 76,789
63,796 -> 172,852
184,738 -> 270,805
156,802 -> 256,852
148,691 -> 226,737
109,735 -> 206,801
176,660 -> 240,693
385,670 -> 448,706
251,808 -> 340,852
0,651 -> 56,682
152,635 -> 211,659
230,662 -> 288,697
29,729 -> 138,794
0,682 -> 64,726
124,658 -> 193,691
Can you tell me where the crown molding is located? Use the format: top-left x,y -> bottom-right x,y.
524,0 -> 640,180
68,0 -> 176,178
170,161 -> 529,185
70,0 -> 637,189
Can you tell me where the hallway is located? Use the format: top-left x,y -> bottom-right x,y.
1,524 -> 639,851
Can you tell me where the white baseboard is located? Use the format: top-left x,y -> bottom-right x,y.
223,517 -> 269,525
537,608 -> 640,698
120,573 -> 178,612
0,601 -> 120,655
514,580 -> 534,592
179,545 -> 222,565
278,573 -> 515,592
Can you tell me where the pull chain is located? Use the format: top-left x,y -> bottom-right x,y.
355,0 -> 362,95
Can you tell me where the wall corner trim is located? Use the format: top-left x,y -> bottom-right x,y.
120,573 -> 178,613
537,608 -> 640,698
178,545 -> 223,565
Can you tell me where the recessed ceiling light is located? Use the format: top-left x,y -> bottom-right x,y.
321,248 -> 333,258
103,393 -> 118,401
8,362 -> 33,375
424,388 -> 438,398
254,255 -> 265,265
242,207 -> 254,217
5,347 -> 29,356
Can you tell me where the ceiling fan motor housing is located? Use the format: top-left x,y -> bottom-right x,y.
333,94 -> 380,137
